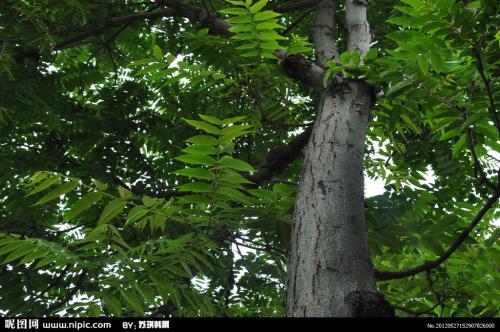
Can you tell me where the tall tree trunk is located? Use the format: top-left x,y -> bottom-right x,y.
285,0 -> 393,317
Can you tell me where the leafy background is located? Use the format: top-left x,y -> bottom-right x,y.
0,0 -> 498,317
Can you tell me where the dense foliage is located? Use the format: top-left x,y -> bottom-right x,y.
0,0 -> 498,317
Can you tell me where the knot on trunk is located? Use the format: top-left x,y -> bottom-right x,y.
346,290 -> 395,317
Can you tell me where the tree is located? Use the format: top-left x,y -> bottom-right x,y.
0,0 -> 498,317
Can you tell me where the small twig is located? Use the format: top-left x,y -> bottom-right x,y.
375,169 -> 500,281
461,110 -> 496,191
39,264 -> 72,298
472,44 -> 500,137
281,7 -> 314,36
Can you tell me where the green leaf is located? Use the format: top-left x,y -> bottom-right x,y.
452,134 -> 467,158
198,114 -> 223,126
219,157 -> 255,172
27,172 -> 48,186
401,0 -> 424,7
153,45 -> 163,60
119,289 -> 144,315
190,251 -> 213,270
253,10 -> 280,21
340,51 -> 353,65
250,0 -> 268,13
142,195 -> 159,207
248,188 -> 275,202
64,191 -> 103,221
466,1 -> 481,8
219,7 -> 248,15
179,195 -> 210,204
27,175 -> 60,196
182,145 -> 218,155
128,57 -> 157,67
232,32 -> 258,41
226,15 -> 253,24
229,24 -> 255,33
134,63 -> 165,76
259,32 -> 287,41
255,22 -> 283,30
364,48 -> 378,61
176,154 -> 216,166
0,241 -> 28,256
386,16 -> 412,26
386,80 -> 411,97
149,273 -> 173,303
103,296 -> 122,316
216,187 -> 254,204
221,125 -> 252,137
174,168 -> 215,180
225,0 -> 246,5
222,116 -> 246,125
184,119 -> 220,135
18,249 -> 48,265
35,256 -> 56,269
33,181 -> 79,206
93,179 -> 108,191
98,199 -> 126,224
125,206 -> 149,226
118,186 -> 133,200
186,135 -> 219,145
2,244 -> 34,264
439,126 -> 463,141
219,171 -> 253,184
417,56 -> 429,74
430,52 -> 445,73
177,183 -> 213,193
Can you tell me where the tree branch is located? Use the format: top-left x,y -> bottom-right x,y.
281,7 -> 315,36
312,0 -> 338,67
54,1 -> 322,89
375,170 -> 500,281
135,127 -> 312,199
274,0 -> 316,13
462,111 -> 496,191
39,264 -> 72,298
248,126 -> 313,187
345,0 -> 371,57
472,45 -> 500,137
55,8 -> 174,50
281,55 -> 325,92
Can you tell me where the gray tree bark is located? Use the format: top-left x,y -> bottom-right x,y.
285,0 -> 393,317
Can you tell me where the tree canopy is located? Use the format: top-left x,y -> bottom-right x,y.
0,0 -> 498,317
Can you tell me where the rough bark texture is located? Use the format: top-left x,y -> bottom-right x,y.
286,83 -> 392,317
285,0 -> 394,317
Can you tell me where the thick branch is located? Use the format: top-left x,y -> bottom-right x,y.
345,0 -> 371,57
375,172 -> 500,281
281,55 -> 325,92
248,126 -> 313,187
312,0 -> 337,67
55,9 -> 174,50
